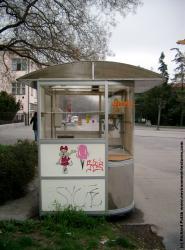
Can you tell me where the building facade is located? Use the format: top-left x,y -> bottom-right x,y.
0,48 -> 38,122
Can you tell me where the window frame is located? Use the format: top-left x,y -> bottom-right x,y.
12,82 -> 26,95
12,58 -> 27,71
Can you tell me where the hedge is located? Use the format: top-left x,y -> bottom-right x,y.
0,140 -> 38,205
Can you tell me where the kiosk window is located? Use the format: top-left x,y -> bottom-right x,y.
40,85 -> 105,139
108,84 -> 134,161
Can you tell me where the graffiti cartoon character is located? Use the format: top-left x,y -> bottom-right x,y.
58,146 -> 76,174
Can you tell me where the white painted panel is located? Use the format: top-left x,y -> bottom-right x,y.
41,179 -> 105,211
41,144 -> 105,177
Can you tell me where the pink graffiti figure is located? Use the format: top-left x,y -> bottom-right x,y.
58,146 -> 76,174
76,144 -> 89,170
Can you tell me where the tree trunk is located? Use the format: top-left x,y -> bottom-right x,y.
180,104 -> 184,126
156,103 -> 161,130
180,65 -> 184,126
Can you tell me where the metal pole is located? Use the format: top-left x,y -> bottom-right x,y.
27,58 -> 30,125
27,85 -> 30,125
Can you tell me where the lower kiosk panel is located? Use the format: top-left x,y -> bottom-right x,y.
108,160 -> 134,215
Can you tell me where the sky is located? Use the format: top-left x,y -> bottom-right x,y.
107,0 -> 185,80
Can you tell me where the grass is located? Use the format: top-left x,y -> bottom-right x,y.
0,207 -> 138,250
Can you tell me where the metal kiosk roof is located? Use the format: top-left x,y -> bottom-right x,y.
18,61 -> 163,92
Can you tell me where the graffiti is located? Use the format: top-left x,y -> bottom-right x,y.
86,159 -> 104,172
76,144 -> 89,169
56,184 -> 103,209
57,145 -> 76,174
57,144 -> 104,175
56,185 -> 82,206
84,184 -> 103,208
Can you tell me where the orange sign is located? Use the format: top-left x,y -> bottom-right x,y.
112,99 -> 133,108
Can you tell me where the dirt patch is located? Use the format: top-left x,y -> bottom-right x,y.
117,224 -> 166,250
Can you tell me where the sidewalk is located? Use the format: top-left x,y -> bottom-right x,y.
0,178 -> 39,221
0,123 -> 33,144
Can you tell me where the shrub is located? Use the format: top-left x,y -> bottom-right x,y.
0,140 -> 37,204
0,91 -> 20,122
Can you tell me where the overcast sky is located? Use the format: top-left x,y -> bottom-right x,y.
107,0 -> 185,80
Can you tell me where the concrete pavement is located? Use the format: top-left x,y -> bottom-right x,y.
0,124 -> 184,249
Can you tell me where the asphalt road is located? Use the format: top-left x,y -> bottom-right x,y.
0,124 -> 184,250
134,127 -> 185,250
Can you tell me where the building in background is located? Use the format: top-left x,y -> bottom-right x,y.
0,46 -> 38,123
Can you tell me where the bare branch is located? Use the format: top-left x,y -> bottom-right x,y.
0,0 -> 39,34
2,50 -> 10,74
0,0 -> 141,65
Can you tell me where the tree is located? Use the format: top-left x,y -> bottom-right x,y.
0,91 -> 20,122
0,0 -> 141,66
135,84 -> 175,126
158,52 -> 169,83
156,52 -> 169,130
171,48 -> 185,126
135,50 -> 185,127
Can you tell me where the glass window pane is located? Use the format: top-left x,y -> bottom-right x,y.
40,85 -> 105,139
21,83 -> 26,95
17,86 -> 21,95
21,59 -> 27,71
12,59 -> 17,71
12,82 -> 16,94
17,62 -> 21,71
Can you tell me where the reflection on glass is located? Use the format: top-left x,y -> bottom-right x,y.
40,85 -> 105,139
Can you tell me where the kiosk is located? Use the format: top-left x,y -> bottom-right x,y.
19,61 -> 162,215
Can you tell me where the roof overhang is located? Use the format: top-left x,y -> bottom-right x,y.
17,61 -> 163,93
